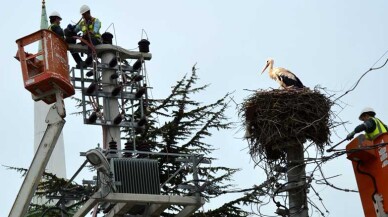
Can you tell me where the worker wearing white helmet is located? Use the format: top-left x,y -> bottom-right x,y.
346,107 -> 388,141
73,5 -> 102,43
79,5 -> 90,15
48,11 -> 64,39
49,11 -> 62,20
72,5 -> 102,66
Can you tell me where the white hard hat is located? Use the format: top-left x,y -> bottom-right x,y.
359,107 -> 376,120
80,5 -> 90,15
49,11 -> 62,20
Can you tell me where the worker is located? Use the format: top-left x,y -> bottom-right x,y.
74,5 -> 102,45
48,11 -> 64,39
346,107 -> 388,141
71,5 -> 102,66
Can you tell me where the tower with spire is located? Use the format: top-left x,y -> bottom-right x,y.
35,0 -> 67,179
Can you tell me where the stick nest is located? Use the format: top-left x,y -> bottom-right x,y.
242,88 -> 332,161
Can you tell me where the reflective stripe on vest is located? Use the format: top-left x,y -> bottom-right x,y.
48,24 -> 54,31
80,18 -> 101,38
365,117 -> 387,140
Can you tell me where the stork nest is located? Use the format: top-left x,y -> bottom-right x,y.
242,88 -> 333,161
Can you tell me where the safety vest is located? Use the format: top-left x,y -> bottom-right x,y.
365,117 -> 387,140
80,18 -> 101,38
48,24 -> 54,31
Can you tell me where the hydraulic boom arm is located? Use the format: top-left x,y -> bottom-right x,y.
9,91 -> 66,217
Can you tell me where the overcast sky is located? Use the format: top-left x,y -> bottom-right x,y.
2,1 -> 388,216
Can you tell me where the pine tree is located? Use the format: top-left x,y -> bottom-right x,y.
120,65 -> 263,216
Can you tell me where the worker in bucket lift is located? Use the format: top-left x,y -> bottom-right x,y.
68,5 -> 102,67
346,107 -> 388,141
48,11 -> 64,39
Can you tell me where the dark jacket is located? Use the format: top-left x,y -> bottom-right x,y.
48,24 -> 65,39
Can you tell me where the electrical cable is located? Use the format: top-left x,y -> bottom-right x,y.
347,142 -> 388,153
90,173 -> 113,200
248,132 -> 356,216
312,157 -> 358,193
310,185 -> 329,215
356,160 -> 378,202
334,49 -> 388,102
272,181 -> 296,216
307,198 -> 326,217
141,29 -> 149,40
88,95 -> 98,111
329,142 -> 388,154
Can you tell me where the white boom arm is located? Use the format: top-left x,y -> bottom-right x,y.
9,91 -> 66,217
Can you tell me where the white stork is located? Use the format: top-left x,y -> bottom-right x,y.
261,58 -> 304,89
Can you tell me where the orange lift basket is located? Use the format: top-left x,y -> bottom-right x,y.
346,133 -> 388,217
15,29 -> 74,104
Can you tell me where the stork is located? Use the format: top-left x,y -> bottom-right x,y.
261,58 -> 304,89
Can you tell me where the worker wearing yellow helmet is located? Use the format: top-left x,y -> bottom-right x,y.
48,11 -> 64,39
346,107 -> 388,141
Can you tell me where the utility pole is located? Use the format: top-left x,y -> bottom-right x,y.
101,51 -> 121,152
243,89 -> 331,217
286,142 -> 308,217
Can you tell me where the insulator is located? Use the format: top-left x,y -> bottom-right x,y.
132,59 -> 142,71
86,82 -> 97,94
137,117 -> 147,127
109,140 -> 117,149
86,70 -> 94,77
111,86 -> 121,96
110,73 -> 119,79
135,87 -> 146,98
113,113 -> 123,125
87,112 -> 97,123
135,126 -> 144,134
138,39 -> 150,53
108,139 -> 117,155
85,56 -> 93,66
131,74 -> 143,82
101,32 -> 113,44
137,142 -> 150,158
109,57 -> 118,68
124,140 -> 133,157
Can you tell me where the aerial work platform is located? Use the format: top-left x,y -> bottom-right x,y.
347,133 -> 388,217
10,30 -> 69,217
15,29 -> 75,104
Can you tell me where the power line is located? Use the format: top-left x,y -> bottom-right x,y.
334,49 -> 388,102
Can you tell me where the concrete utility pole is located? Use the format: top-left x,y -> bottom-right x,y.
101,51 -> 121,151
286,143 -> 308,217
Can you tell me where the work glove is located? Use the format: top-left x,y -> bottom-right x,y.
346,131 -> 356,140
67,24 -> 75,31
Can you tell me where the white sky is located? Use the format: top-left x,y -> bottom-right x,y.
1,0 -> 388,216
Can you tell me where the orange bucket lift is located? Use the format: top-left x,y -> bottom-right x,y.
346,133 -> 388,217
15,29 -> 74,104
